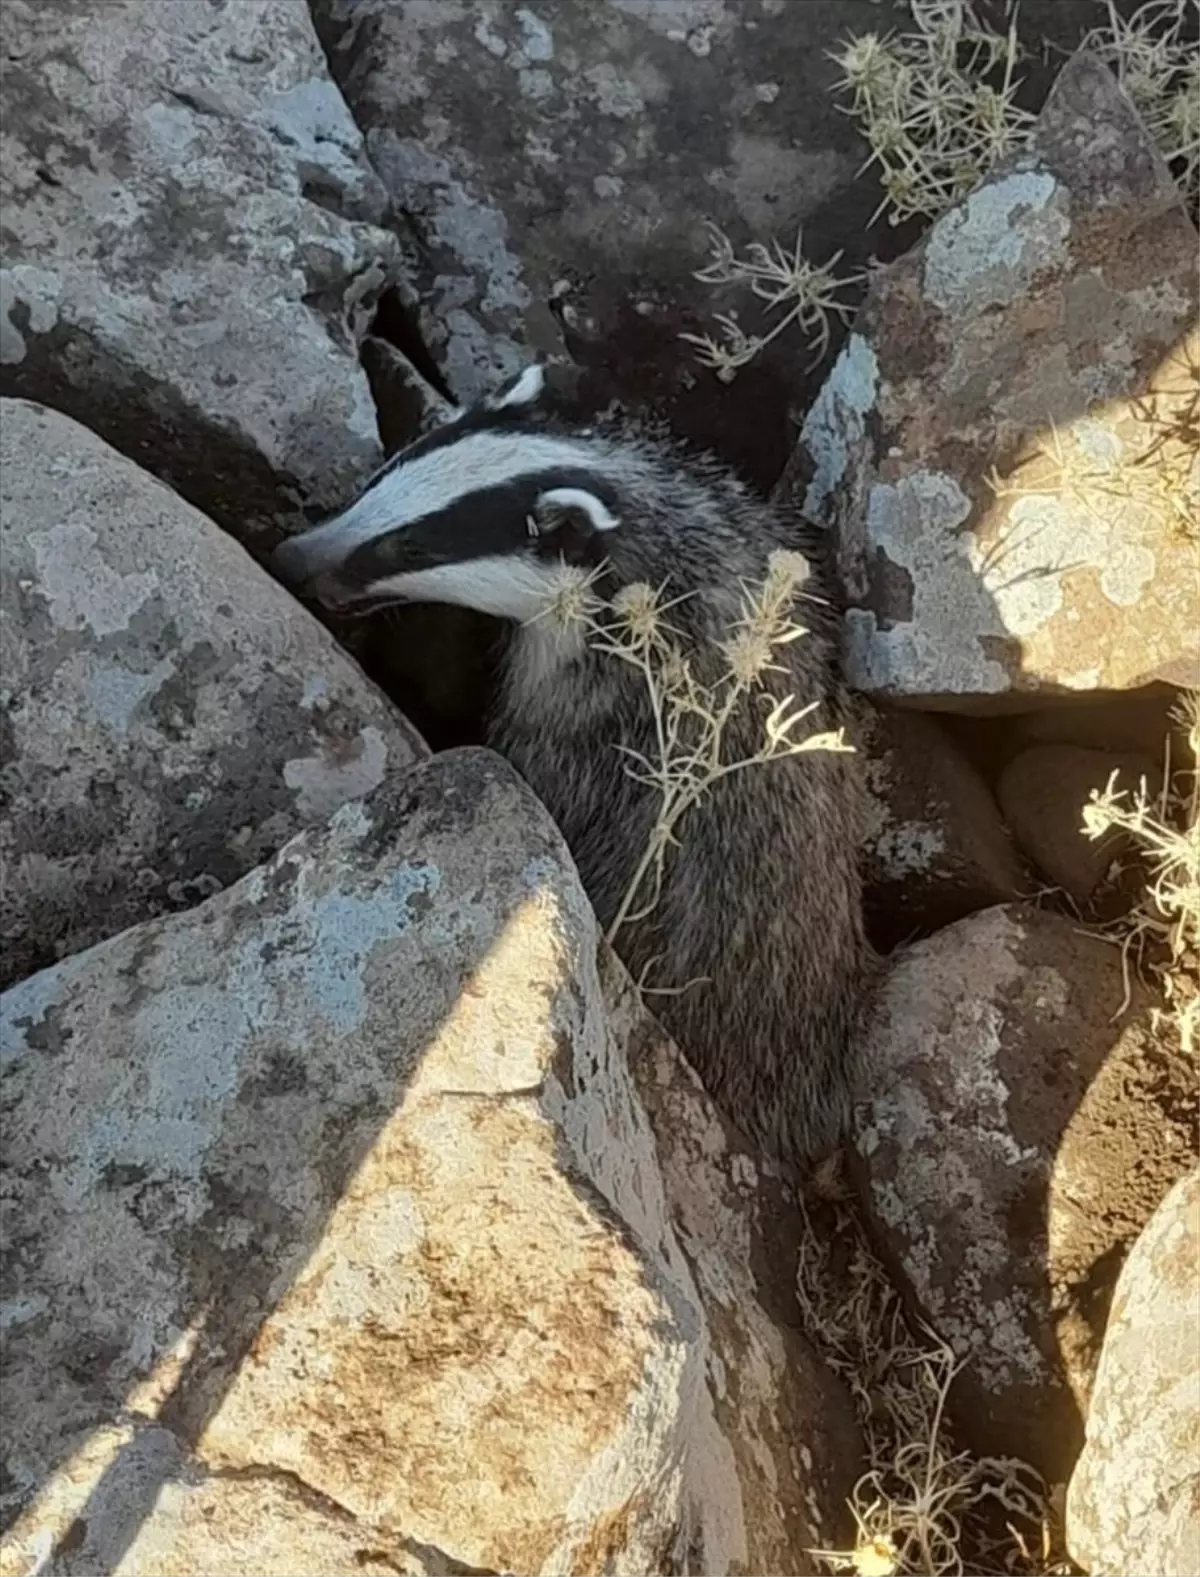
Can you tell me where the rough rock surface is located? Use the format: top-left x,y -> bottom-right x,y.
309,0 -> 897,489
0,0 -> 399,546
852,903 -> 1198,1482
997,744 -> 1163,904
0,398 -> 424,990
799,52 -> 1200,705
0,748 -> 861,1576
856,702 -> 1027,947
1067,1167 -> 1200,1577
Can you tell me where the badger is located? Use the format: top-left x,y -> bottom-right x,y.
271,364 -> 867,1167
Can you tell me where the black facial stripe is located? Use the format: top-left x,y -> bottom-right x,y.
360,400 -> 552,490
339,469 -> 621,587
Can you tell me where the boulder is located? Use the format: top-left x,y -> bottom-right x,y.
0,748 -> 862,1576
0,0 -> 400,546
997,743 -> 1163,904
852,903 -> 1198,1482
856,702 -> 1028,947
309,0 -> 897,490
799,52 -> 1199,706
0,398 -> 424,989
1067,1167 -> 1200,1577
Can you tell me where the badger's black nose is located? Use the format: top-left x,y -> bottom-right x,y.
268,534 -> 314,590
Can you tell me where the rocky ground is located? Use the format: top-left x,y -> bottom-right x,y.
1,3 -> 1197,1576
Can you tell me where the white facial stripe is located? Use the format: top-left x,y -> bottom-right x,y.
538,487 -> 620,531
490,363 -> 545,409
354,554 -> 563,622
284,430 -> 606,575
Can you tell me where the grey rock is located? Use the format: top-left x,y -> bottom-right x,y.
799,52 -> 1199,705
0,398 -> 424,989
309,0 -> 899,489
0,0 -> 401,546
997,743 -> 1163,904
856,702 -> 1028,946
0,747 -> 862,1575
1067,1167 -> 1200,1577
852,903 -> 1198,1481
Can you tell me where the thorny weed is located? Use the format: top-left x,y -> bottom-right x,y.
1081,690 -> 1199,1056
680,221 -> 864,381
687,0 -> 1198,379
795,1191 -> 1054,1577
532,550 -> 852,956
829,0 -> 1034,227
1081,0 -> 1200,202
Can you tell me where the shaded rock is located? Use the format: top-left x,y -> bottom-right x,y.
857,702 -> 1027,947
852,903 -> 1198,1482
1067,1167 -> 1200,1577
799,52 -> 1199,706
309,0 -> 903,490
0,398 -> 424,989
0,748 -> 861,1575
998,743 -> 1163,904
360,335 -> 455,452
0,0 -> 400,547
987,685 -> 1187,766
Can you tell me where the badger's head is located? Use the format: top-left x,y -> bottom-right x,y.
270,364 -> 628,623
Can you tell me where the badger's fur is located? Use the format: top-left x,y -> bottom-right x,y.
272,364 -> 867,1166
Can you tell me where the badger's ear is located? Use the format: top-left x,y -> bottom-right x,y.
528,486 -> 621,564
486,362 -> 547,412
534,487 -> 620,533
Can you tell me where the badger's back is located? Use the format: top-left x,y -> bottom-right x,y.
487,427 -> 867,1166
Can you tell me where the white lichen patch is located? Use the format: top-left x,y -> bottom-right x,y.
969,487 -> 1158,637
873,822 -> 946,878
844,470 -> 1010,695
923,169 -> 1071,315
0,265 -> 62,364
28,521 -> 159,638
800,332 -> 878,523
259,77 -> 375,202
83,655 -> 176,737
283,724 -> 389,821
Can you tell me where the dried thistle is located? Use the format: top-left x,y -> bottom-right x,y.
797,1200 -> 1050,1576
542,552 -> 851,950
682,220 -> 864,380
830,1 -> 1034,226
1081,0 -> 1200,201
1081,691 -> 1199,1055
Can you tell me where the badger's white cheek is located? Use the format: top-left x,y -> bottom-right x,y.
364,555 -> 557,622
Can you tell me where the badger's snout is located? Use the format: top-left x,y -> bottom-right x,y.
269,525 -> 365,610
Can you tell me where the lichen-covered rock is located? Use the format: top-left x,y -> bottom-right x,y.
0,0 -> 399,545
309,0 -> 895,489
997,744 -> 1162,904
1067,1167 -> 1200,1577
0,749 -> 861,1577
0,398 -> 424,990
851,904 -> 1198,1481
857,702 -> 1027,947
799,52 -> 1199,706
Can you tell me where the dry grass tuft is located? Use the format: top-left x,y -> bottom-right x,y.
795,1190 -> 1056,1576
1081,690 -> 1199,1055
